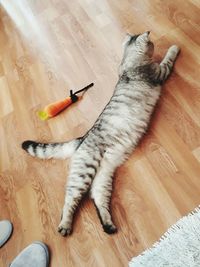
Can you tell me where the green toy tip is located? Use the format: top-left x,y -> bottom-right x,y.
38,111 -> 49,120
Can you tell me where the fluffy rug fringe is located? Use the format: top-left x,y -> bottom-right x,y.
129,206 -> 200,267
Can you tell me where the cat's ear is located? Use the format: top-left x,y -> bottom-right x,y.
137,31 -> 150,43
122,33 -> 132,48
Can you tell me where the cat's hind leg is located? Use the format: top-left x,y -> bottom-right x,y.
90,159 -> 117,234
58,174 -> 92,236
58,151 -> 99,236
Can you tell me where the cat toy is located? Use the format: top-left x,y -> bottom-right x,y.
38,83 -> 94,120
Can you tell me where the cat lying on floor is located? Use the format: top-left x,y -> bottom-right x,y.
22,31 -> 180,236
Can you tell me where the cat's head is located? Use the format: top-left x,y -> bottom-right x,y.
123,31 -> 154,58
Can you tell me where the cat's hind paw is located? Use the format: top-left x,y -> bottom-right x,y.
58,221 -> 72,236
103,223 -> 117,234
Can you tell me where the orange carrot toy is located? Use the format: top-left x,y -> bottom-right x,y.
38,83 -> 94,120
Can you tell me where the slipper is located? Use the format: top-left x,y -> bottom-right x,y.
10,241 -> 50,267
0,220 -> 13,248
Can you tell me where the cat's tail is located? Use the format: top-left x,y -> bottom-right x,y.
21,138 -> 82,159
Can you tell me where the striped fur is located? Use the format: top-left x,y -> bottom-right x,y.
22,138 -> 82,159
22,32 -> 180,236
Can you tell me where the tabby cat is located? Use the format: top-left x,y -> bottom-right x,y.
22,32 -> 180,236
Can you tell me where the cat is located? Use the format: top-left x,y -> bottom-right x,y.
22,31 -> 180,236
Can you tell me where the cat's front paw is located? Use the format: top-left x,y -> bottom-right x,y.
169,45 -> 180,58
58,220 -> 72,236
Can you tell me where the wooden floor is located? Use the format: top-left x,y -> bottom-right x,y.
0,0 -> 200,266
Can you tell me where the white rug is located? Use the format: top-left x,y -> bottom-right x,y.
129,206 -> 200,267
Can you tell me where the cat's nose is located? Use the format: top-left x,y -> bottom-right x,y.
146,31 -> 151,35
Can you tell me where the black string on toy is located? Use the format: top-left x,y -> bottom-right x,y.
70,83 -> 94,103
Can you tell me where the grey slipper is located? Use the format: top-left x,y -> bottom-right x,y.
0,220 -> 13,248
10,241 -> 50,267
